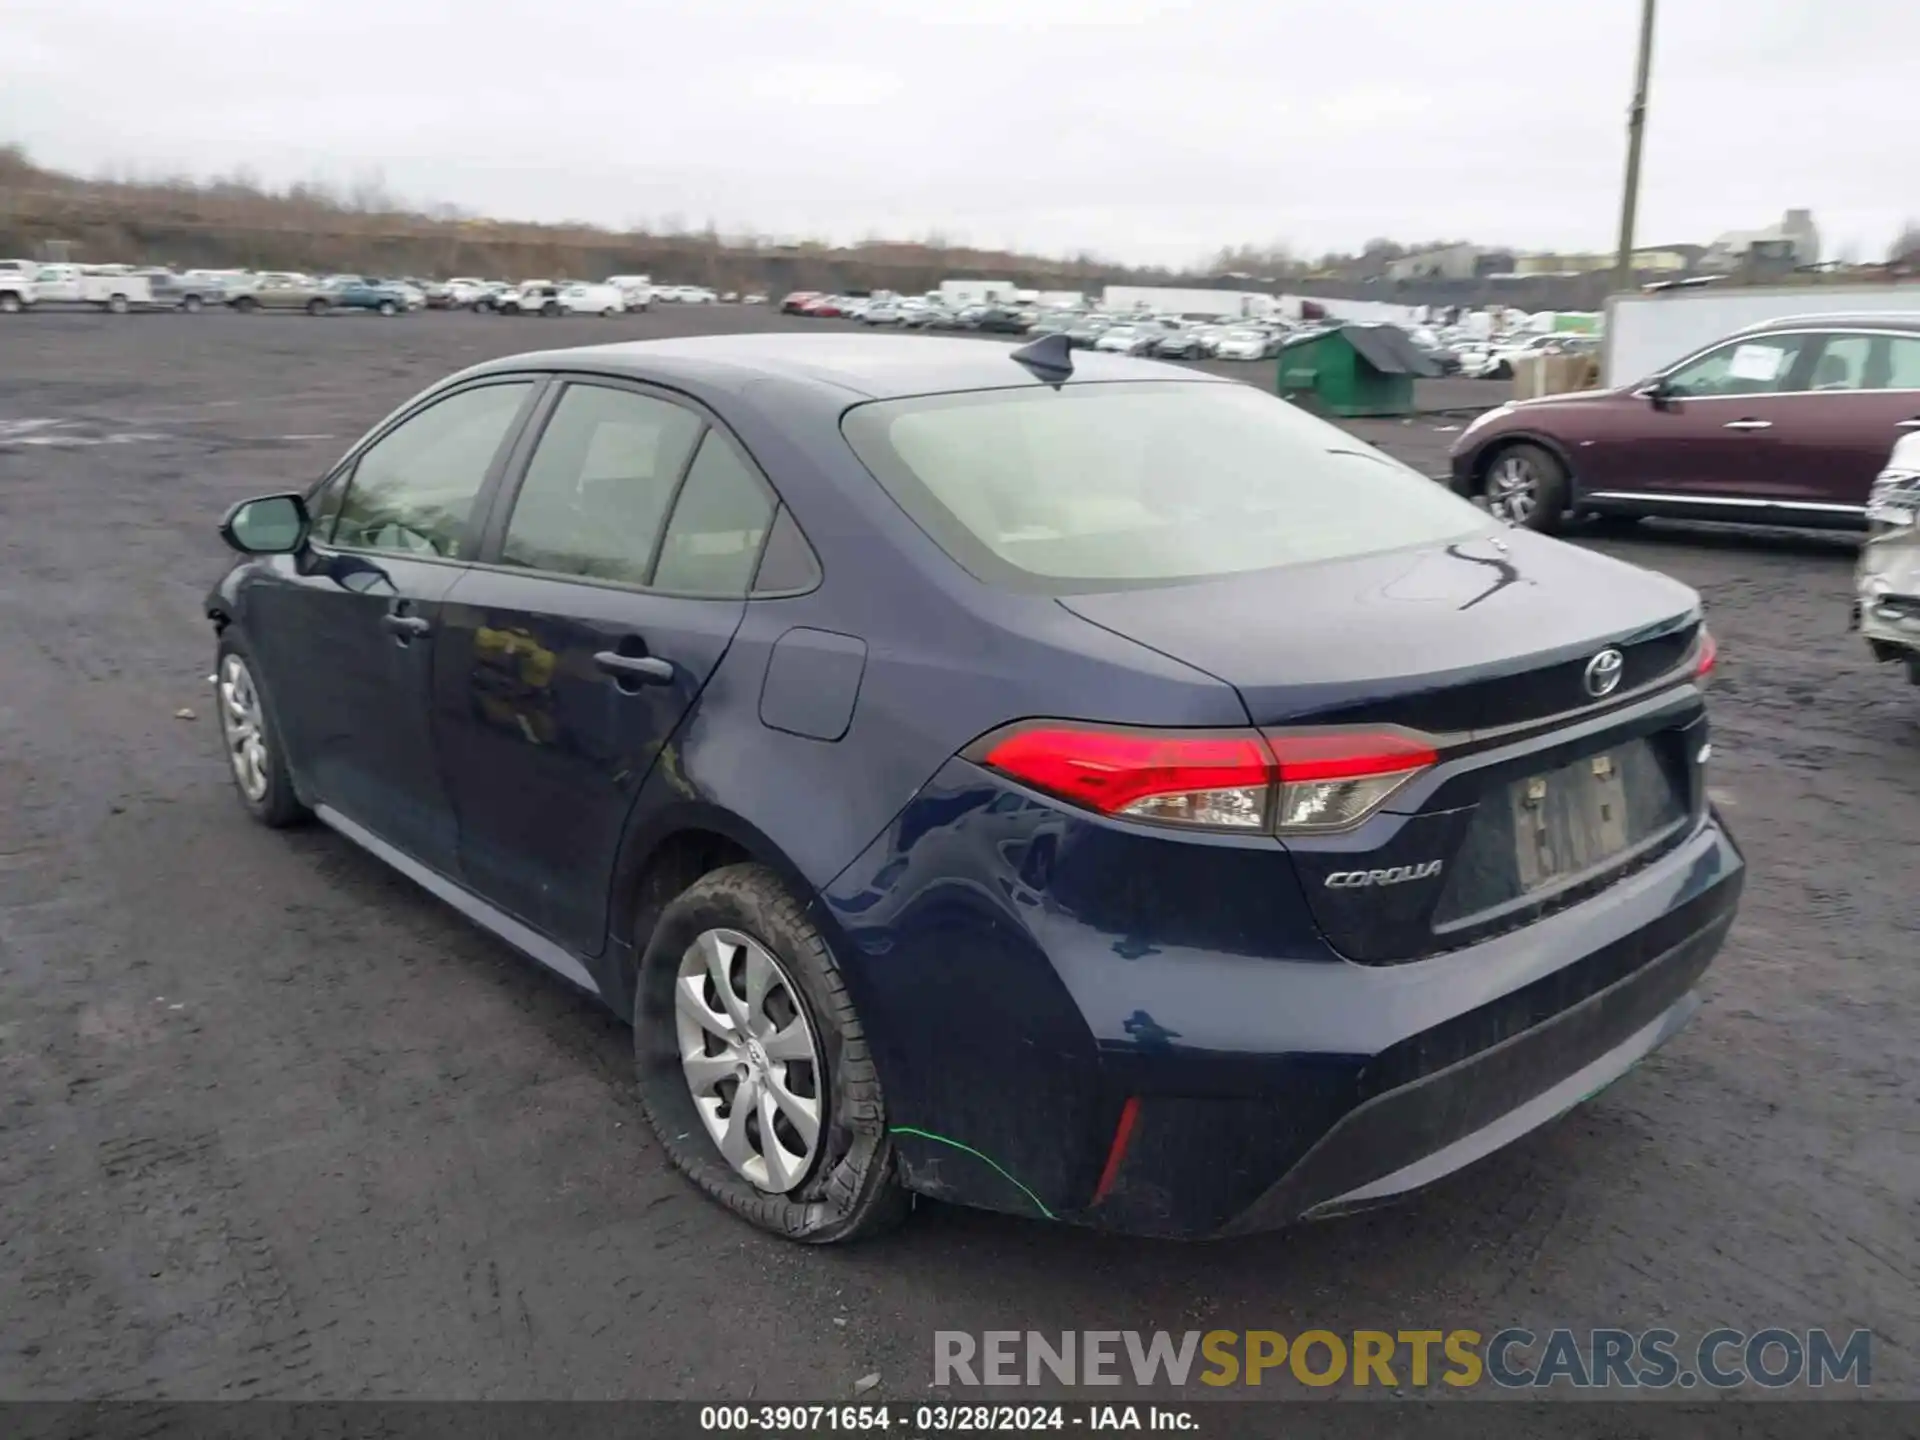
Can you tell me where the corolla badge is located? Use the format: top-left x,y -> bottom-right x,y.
1324,861 -> 1443,889
1583,647 -> 1625,699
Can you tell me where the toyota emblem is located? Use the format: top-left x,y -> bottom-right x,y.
1583,648 -> 1625,699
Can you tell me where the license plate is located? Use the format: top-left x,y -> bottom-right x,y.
1511,751 -> 1634,891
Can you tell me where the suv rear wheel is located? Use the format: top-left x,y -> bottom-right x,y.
1480,441 -> 1569,533
632,863 -> 908,1243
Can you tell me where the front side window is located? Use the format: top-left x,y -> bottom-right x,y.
331,381 -> 532,557
499,383 -> 704,585
842,380 -> 1494,592
1664,335 -> 1807,397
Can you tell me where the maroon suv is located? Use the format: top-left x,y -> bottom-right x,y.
1450,313 -> 1920,531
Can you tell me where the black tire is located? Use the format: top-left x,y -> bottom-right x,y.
231,295 -> 258,313
632,863 -> 909,1244
377,299 -> 397,316
213,636 -> 308,828
306,298 -> 329,316
1479,440 -> 1570,533
107,293 -> 130,314
182,294 -> 204,314
0,292 -> 21,314
541,301 -> 560,317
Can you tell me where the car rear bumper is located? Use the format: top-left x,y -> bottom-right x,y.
824,763 -> 1743,1238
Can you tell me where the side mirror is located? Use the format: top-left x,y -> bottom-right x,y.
1637,377 -> 1673,406
220,493 -> 311,555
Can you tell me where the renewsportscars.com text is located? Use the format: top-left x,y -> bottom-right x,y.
934,1328 -> 1872,1391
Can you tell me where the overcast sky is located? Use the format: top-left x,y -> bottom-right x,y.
4,0 -> 1912,267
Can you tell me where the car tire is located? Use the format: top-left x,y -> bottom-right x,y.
631,863 -> 909,1244
213,639 -> 308,829
231,295 -> 258,313
306,298 -> 329,317
541,302 -> 560,318
0,292 -> 22,314
182,294 -> 204,315
107,293 -> 130,314
1480,441 -> 1569,533
377,299 -> 397,316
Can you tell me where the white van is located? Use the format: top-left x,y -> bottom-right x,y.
557,282 -> 628,316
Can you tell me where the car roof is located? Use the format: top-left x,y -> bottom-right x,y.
469,332 -> 1228,400
1733,311 -> 1920,336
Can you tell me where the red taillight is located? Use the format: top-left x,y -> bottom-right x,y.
1695,627 -> 1718,682
977,724 -> 1437,834
981,727 -> 1273,830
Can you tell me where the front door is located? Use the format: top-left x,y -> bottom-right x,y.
245,378 -> 538,875
1635,331 -> 1813,503
435,382 -> 779,955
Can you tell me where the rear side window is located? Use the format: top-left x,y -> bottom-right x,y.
499,383 -> 703,585
840,381 -> 1492,592
652,431 -> 776,595
1888,337 -> 1920,390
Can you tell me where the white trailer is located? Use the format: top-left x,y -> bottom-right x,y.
1102,286 -> 1276,319
1604,283 -> 1920,387
939,279 -> 1021,308
25,264 -> 152,313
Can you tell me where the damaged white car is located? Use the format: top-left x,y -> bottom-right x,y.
1856,432 -> 1920,687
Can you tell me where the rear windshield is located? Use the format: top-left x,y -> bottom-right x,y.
841,380 -> 1494,593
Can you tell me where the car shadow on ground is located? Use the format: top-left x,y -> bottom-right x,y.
1586,518 -> 1861,560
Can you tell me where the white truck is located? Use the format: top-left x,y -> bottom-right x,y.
0,259 -> 36,312
22,264 -> 153,312
1603,282 -> 1920,388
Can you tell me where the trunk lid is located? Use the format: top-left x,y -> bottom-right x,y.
1060,532 -> 1709,962
1057,529 -> 1700,733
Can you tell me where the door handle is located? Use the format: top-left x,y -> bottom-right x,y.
594,651 -> 674,686
1722,418 -> 1773,431
380,613 -> 431,640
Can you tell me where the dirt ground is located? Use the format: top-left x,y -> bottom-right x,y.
0,307 -> 1914,1404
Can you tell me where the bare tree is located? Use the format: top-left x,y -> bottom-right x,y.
1890,221 -> 1920,266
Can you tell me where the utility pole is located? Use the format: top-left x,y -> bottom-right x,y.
1613,0 -> 1658,295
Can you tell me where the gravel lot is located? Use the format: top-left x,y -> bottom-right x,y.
0,307 -> 1914,1404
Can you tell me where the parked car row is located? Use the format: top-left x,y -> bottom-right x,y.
780,291 -> 1316,362
0,262 -> 766,318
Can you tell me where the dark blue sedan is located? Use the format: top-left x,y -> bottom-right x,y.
207,333 -> 1743,1241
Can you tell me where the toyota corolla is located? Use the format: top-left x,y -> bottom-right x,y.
206,332 -> 1742,1242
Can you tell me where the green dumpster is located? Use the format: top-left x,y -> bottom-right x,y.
1275,322 -> 1438,418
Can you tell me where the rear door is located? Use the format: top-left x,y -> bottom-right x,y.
1767,330 -> 1920,513
434,379 -> 779,954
